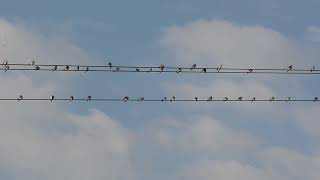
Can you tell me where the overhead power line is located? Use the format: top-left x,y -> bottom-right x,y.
3,95 -> 320,103
1,61 -> 320,75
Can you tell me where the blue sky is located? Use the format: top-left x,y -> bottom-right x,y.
1,1 -> 320,179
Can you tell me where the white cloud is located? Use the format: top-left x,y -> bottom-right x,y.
0,18 -> 134,180
151,117 -> 259,157
161,19 -> 303,67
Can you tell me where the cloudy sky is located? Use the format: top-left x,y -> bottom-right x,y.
1,0 -> 320,179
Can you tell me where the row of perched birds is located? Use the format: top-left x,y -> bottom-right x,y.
15,95 -> 319,102
2,60 -> 317,73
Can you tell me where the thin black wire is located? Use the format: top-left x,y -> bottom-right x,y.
1,97 -> 319,103
1,63 -> 320,74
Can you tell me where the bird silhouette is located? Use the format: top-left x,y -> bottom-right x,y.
217,65 -> 223,72
52,65 -> 58,71
87,96 -> 92,101
17,95 -> 23,102
202,68 -> 207,73
191,64 -> 197,70
286,97 -> 291,102
50,95 -> 55,102
159,64 -> 165,72
123,96 -> 129,102
287,65 -> 293,72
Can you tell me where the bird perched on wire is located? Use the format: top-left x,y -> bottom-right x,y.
161,97 -> 167,102
286,97 -> 291,102
123,96 -> 129,102
114,67 -> 120,72
87,96 -> 92,101
52,65 -> 58,71
31,60 -> 35,66
202,68 -> 207,73
251,97 -> 256,103
207,96 -> 213,102
176,68 -> 182,73
159,64 -> 165,72
191,64 -> 197,70
138,97 -> 144,101
75,66 -> 80,71
217,64 -> 223,72
269,96 -> 275,102
2,59 -> 8,66
223,97 -> 229,102
17,95 -> 23,102
34,66 -> 40,70
194,97 -> 198,102
287,65 -> 293,72
69,96 -> 74,101
247,69 -> 253,73
64,66 -> 70,71
108,62 -> 112,69
50,95 -> 55,102
314,97 -> 318,102
170,96 -> 176,102
238,97 -> 243,101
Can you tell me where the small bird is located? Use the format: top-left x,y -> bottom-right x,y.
50,95 -> 55,102
4,65 -> 9,72
217,64 -> 223,72
34,66 -> 40,70
207,96 -> 213,102
191,64 -> 197,70
114,67 -> 120,72
136,68 -> 140,72
31,60 -> 35,66
286,97 -> 291,102
85,66 -> 89,73
52,65 -> 58,71
161,97 -> 167,102
194,97 -> 198,102
287,65 -> 293,72
87,96 -> 92,101
2,59 -> 8,66
269,96 -> 275,102
251,97 -> 256,103
123,96 -> 129,102
314,97 -> 318,102
247,69 -> 253,73
176,68 -> 182,73
138,97 -> 144,101
75,66 -> 80,71
238,97 -> 243,101
17,95 -> 23,102
64,66 -> 69,71
170,96 -> 176,102
69,96 -> 74,101
108,62 -> 112,69
159,64 -> 165,72
311,66 -> 316,72
223,97 -> 229,102
202,68 -> 207,73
